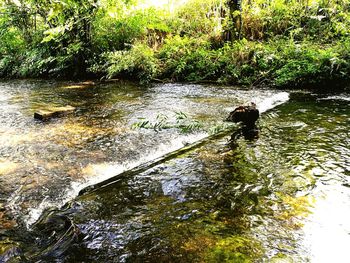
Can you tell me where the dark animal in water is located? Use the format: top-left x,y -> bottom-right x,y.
226,102 -> 259,127
226,103 -> 260,141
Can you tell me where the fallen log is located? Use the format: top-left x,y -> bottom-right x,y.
79,125 -> 237,196
34,105 -> 76,121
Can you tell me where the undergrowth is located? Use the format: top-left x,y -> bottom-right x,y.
1,0 -> 349,89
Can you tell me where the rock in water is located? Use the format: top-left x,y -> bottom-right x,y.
34,105 -> 76,121
226,102 -> 259,127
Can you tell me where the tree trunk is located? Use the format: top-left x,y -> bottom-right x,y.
224,0 -> 242,41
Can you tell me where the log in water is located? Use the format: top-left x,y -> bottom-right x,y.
34,105 -> 76,121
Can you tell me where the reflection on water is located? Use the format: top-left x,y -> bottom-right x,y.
0,80 -> 287,227
66,92 -> 348,262
0,80 -> 349,262
303,185 -> 350,262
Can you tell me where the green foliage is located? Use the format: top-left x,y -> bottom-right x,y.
0,0 -> 98,78
158,36 -> 223,82
241,0 -> 350,41
132,111 -> 203,133
0,55 -> 16,77
172,0 -> 222,37
158,36 -> 350,88
0,26 -> 24,55
208,122 -> 235,135
0,0 -> 349,89
259,39 -> 350,88
92,6 -> 171,51
106,43 -> 159,83
0,11 -> 25,77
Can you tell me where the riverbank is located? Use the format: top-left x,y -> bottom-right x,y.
98,37 -> 350,89
2,37 -> 350,90
1,0 -> 349,90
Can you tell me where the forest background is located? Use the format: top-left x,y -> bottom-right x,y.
0,0 -> 349,89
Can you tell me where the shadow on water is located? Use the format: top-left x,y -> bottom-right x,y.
0,82 -> 349,262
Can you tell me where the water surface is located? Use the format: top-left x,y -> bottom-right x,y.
0,80 -> 286,226
0,80 -> 348,262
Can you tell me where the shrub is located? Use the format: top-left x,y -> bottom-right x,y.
171,0 -> 222,38
92,6 -> 171,52
158,36 -> 223,81
106,43 -> 159,83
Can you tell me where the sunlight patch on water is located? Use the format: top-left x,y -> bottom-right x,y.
45,122 -> 126,147
302,186 -> 350,262
61,85 -> 91,90
0,160 -> 19,175
0,132 -> 37,146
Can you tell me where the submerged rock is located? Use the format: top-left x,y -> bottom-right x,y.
0,242 -> 23,263
0,209 -> 81,262
30,209 -> 81,260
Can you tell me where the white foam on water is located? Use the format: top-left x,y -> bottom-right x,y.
24,91 -> 290,227
254,92 -> 290,113
77,132 -> 208,190
318,95 -> 350,101
25,132 -> 207,227
26,198 -> 53,226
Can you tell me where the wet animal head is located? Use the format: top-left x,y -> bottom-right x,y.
226,103 -> 259,126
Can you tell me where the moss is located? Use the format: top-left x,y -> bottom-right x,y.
205,236 -> 264,263
275,193 -> 314,229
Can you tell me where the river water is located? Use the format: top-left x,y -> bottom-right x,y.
0,80 -> 349,262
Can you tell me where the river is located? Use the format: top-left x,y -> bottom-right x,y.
0,80 -> 349,262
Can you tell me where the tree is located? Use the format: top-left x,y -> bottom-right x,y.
225,0 -> 242,41
38,0 -> 98,76
2,0 -> 36,43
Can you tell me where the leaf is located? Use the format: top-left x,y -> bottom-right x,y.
41,26 -> 66,43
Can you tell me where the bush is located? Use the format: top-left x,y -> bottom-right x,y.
0,0 -> 350,89
158,36 -> 220,81
269,40 -> 350,88
92,6 -> 171,52
156,36 -> 350,89
106,43 -> 159,83
171,0 -> 222,38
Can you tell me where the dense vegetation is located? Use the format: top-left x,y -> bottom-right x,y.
0,0 -> 350,89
